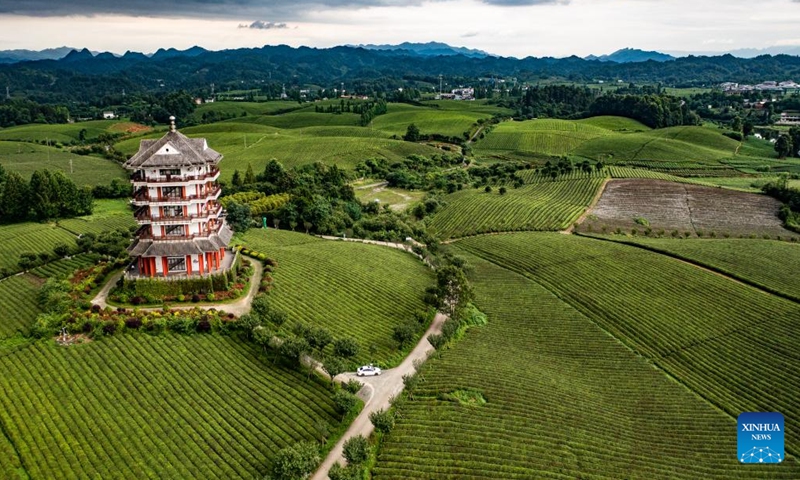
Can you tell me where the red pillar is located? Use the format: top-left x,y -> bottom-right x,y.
186,255 -> 192,275
162,257 -> 168,277
215,251 -> 220,270
198,254 -> 204,275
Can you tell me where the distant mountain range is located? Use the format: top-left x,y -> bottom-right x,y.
353,42 -> 492,58
2,43 -> 800,66
585,48 -> 675,63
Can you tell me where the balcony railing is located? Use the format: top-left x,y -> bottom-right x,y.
132,186 -> 222,203
131,168 -> 220,184
135,206 -> 223,223
136,224 -> 226,241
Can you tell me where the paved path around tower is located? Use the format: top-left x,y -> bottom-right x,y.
90,259 -> 263,316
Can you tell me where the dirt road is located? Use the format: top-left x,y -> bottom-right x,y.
310,312 -> 447,480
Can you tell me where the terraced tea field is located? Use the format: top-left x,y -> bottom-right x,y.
606,237 -> 800,301
370,103 -> 492,138
457,233 -> 800,453
0,334 -> 341,479
0,223 -> 78,274
0,141 -> 127,186
474,118 -> 613,158
581,178 -> 792,237
0,120 -> 131,143
429,177 -> 603,238
30,253 -> 101,280
372,250 -> 799,479
0,275 -> 41,339
57,199 -> 136,235
240,230 -> 433,365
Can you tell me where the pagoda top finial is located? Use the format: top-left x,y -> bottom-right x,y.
169,116 -> 176,132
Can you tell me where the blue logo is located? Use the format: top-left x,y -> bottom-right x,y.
738,412 -> 784,463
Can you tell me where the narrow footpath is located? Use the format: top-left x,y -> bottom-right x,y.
310,312 -> 447,480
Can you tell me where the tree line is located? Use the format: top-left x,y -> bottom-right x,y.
0,98 -> 70,128
514,85 -> 701,128
0,166 -> 93,222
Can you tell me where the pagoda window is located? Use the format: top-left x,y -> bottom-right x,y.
163,206 -> 182,218
165,225 -> 184,237
162,186 -> 182,198
167,257 -> 187,272
160,169 -> 181,177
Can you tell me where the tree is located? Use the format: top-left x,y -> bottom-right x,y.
402,373 -> 420,400
369,409 -> 395,434
308,326 -> 333,352
731,115 -> 743,133
29,169 -> 58,220
322,356 -> 347,384
251,294 -> 271,320
269,309 -> 288,329
342,435 -> 370,465
392,322 -> 416,349
271,442 -> 320,480
280,337 -> 310,368
231,169 -> 243,187
252,326 -> 272,352
743,121 -> 755,138
225,201 -> 252,232
403,123 -> 421,142
775,134 -> 793,159
328,464 -> 362,480
498,186 -> 507,195
332,389 -> 358,420
53,243 -> 70,257
0,171 -> 29,221
313,419 -> 330,445
333,337 -> 360,359
484,185 -> 492,193
789,127 -> 800,158
244,163 -> 256,184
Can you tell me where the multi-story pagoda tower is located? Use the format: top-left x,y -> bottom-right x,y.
124,117 -> 232,278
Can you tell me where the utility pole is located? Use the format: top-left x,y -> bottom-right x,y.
5,86 -> 9,100
70,158 -> 73,174
244,134 -> 247,149
439,74 -> 443,97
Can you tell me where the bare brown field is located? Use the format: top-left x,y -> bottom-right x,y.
580,179 -> 794,238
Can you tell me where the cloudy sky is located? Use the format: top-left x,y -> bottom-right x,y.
0,0 -> 799,57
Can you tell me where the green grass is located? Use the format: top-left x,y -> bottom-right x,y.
428,178 -> 603,239
576,115 -> 651,131
240,229 -> 433,366
372,249 -> 799,479
354,184 -> 425,211
57,199 -> 136,236
0,275 -> 41,339
115,121 -> 441,181
0,120 -> 125,143
0,223 -> 78,273
0,334 -> 342,479
418,99 -> 514,116
0,141 -> 127,186
457,233 -> 800,454
605,237 -> 800,301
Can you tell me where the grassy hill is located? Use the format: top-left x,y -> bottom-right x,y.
0,120 -> 150,144
370,103 -> 495,138
239,229 -> 433,366
0,141 -> 127,186
115,120 -> 441,181
457,233 -> 800,454
372,247 -> 799,478
0,334 -> 342,479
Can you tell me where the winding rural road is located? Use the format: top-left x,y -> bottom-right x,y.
311,312 -> 447,480
91,259 -> 263,316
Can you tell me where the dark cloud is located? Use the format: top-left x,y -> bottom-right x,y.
0,0 -> 568,19
239,20 -> 289,29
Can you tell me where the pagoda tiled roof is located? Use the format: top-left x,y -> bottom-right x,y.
128,225 -> 233,257
124,128 -> 221,170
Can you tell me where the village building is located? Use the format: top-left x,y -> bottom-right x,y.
778,111 -> 800,125
124,116 -> 232,278
102,111 -> 116,119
